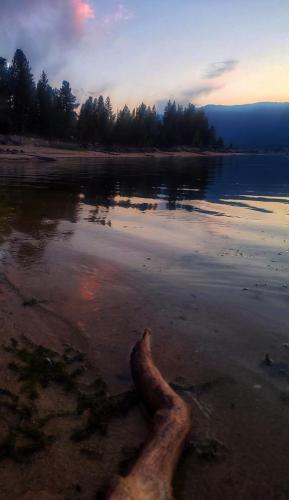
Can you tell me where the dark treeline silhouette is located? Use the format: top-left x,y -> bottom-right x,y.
0,49 -> 223,148
0,50 -> 78,139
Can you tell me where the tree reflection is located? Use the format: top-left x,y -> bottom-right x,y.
2,154 -> 288,267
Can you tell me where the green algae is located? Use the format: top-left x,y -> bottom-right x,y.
4,336 -> 84,399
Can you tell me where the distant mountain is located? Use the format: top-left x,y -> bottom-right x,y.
203,102 -> 289,149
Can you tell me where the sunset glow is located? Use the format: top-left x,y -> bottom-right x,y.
0,1 -> 288,107
73,0 -> 94,28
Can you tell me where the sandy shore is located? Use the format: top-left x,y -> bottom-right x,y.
0,143 -> 236,162
1,223 -> 289,500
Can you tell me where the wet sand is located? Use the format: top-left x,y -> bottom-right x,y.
0,156 -> 289,499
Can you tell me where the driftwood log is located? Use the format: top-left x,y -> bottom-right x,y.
107,329 -> 192,500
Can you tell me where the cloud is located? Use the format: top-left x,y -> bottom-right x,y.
155,83 -> 223,112
180,84 -> 223,100
0,1 -> 132,76
205,59 -> 239,79
103,3 -> 133,26
75,83 -> 116,102
155,59 -> 237,112
73,0 -> 95,31
0,0 -> 95,38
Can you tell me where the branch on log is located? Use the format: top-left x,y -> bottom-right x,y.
107,329 -> 192,500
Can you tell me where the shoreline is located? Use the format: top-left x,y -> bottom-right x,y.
0,142 -> 237,162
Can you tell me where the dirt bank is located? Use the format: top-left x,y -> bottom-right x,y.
0,137 -> 235,162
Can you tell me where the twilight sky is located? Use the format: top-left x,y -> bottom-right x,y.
0,0 -> 289,109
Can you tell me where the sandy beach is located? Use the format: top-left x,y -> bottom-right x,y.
0,138 -> 235,162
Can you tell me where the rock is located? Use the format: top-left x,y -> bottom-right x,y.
265,353 -> 273,366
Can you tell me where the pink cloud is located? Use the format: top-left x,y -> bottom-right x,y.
73,0 -> 95,30
0,0 -> 133,73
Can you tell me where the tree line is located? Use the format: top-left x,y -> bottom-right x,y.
0,49 -> 224,148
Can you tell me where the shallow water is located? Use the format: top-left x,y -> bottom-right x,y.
0,153 -> 288,384
0,155 -> 289,357
1,155 -> 289,499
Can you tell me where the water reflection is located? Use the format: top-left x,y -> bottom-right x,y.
0,155 -> 289,266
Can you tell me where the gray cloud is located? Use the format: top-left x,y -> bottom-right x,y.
159,59 -> 238,110
205,59 -> 239,79
75,83 -> 116,102
0,1 -> 82,42
180,84 -> 222,100
0,0 -> 90,75
155,83 -> 222,112
0,1 -> 132,81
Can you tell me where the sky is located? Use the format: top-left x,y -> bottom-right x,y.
0,0 -> 289,109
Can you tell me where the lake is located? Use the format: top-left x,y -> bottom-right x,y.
1,154 -> 289,499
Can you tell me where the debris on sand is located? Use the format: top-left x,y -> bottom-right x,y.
71,386 -> 138,441
187,437 -> 227,462
1,336 -> 138,467
107,330 -> 191,500
4,336 -> 84,399
264,353 -> 273,366
22,298 -> 49,307
170,375 -> 235,397
0,387 -> 54,463
261,352 -> 289,381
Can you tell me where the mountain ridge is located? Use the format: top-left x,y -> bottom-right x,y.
203,101 -> 289,149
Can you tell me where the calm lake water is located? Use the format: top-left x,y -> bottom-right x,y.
1,154 -> 289,275
0,154 -> 288,244
1,154 -> 289,499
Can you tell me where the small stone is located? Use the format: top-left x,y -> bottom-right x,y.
265,354 -> 273,366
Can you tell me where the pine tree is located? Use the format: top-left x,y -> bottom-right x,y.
97,95 -> 107,143
9,49 -> 35,133
134,103 -> 147,145
0,57 -> 10,133
36,71 -> 54,135
104,96 -> 115,143
163,100 -> 179,146
181,103 -> 196,145
105,96 -> 114,121
57,80 -> 78,139
78,96 -> 97,143
192,109 -> 211,147
113,105 -> 133,145
147,105 -> 161,146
